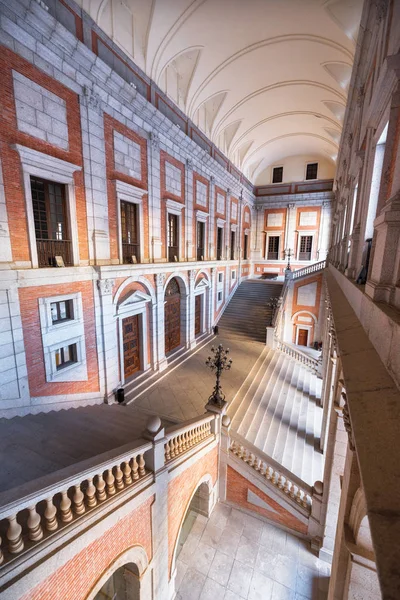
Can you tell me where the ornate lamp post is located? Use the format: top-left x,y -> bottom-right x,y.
205,344 -> 232,408
284,248 -> 293,271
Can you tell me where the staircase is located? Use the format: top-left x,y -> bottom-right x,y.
218,280 -> 283,342
229,348 -> 323,486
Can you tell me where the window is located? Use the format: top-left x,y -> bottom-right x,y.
272,166 -> 283,183
231,270 -> 236,280
50,299 -> 74,324
218,272 -> 223,283
267,236 -> 280,260
168,213 -> 179,262
243,233 -> 249,260
230,230 -> 235,260
121,201 -> 140,263
217,291 -> 222,302
217,227 -> 223,260
299,235 -> 313,260
197,221 -> 205,261
31,176 -> 72,267
55,343 -> 77,370
305,163 -> 318,180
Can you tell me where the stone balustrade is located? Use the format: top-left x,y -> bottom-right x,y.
164,414 -> 214,462
276,340 -> 320,374
0,441 -> 152,567
292,260 -> 326,279
229,436 -> 312,511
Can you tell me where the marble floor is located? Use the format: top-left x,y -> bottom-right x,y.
175,503 -> 330,600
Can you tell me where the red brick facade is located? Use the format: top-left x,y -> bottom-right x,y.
21,496 -> 154,600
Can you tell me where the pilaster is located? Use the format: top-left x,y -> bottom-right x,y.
96,278 -> 118,402
148,132 -> 163,262
154,273 -> 167,371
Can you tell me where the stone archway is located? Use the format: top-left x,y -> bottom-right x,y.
164,277 -> 181,354
93,563 -> 140,600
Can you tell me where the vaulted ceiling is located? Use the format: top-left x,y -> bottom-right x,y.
78,0 -> 363,184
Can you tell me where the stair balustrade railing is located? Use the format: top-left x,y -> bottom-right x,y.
164,414 -> 215,462
276,341 -> 320,374
229,432 -> 313,513
292,260 -> 326,279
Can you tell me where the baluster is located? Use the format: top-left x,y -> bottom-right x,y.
60,490 -> 73,522
283,479 -> 291,495
200,424 -> 205,439
115,464 -> 124,490
302,494 -> 310,509
278,475 -> 285,490
105,468 -> 116,495
96,473 -> 107,501
138,454 -> 146,477
165,440 -> 171,461
181,432 -> 187,451
186,429 -> 193,447
295,488 -> 303,504
271,471 -> 279,486
177,434 -> 183,455
73,484 -> 85,515
86,478 -> 97,508
0,538 -> 3,565
290,485 -> 297,500
193,427 -> 199,443
265,467 -> 273,481
255,458 -> 262,471
170,437 -> 176,458
132,455 -> 139,481
123,461 -> 132,486
44,497 -> 58,531
248,453 -> 255,468
230,440 -> 236,453
238,445 -> 244,459
260,461 -> 267,476
7,514 -> 23,554
27,505 -> 43,542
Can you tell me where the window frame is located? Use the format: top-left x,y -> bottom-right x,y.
298,234 -> 314,261
305,162 -> 318,181
165,199 -> 184,262
50,299 -> 74,324
55,343 -> 78,371
115,180 -> 146,265
272,166 -> 283,184
266,234 -> 281,260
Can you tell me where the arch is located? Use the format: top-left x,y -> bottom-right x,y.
85,545 -> 149,600
170,474 -> 213,577
114,276 -> 156,307
195,269 -> 211,285
164,271 -> 189,296
349,487 -> 368,541
291,310 -> 318,323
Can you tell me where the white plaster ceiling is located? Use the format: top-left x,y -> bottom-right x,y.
78,0 -> 363,183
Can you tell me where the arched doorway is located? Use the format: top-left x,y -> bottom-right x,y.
93,563 -> 139,600
164,277 -> 181,354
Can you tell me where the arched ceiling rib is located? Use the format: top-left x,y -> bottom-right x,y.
76,0 -> 363,184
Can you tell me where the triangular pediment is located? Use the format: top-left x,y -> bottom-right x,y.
195,279 -> 210,291
118,290 -> 152,312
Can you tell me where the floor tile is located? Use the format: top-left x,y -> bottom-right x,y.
217,527 -> 242,557
201,522 -> 224,548
208,550 -> 235,586
235,533 -> 260,567
175,559 -> 188,591
224,590 -> 243,600
227,559 -> 253,598
178,567 -> 207,600
189,542 -> 216,576
179,532 -> 201,564
296,565 -> 318,598
272,581 -> 295,600
200,576 -> 226,600
248,569 -> 274,600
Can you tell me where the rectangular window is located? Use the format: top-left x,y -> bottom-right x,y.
31,176 -> 72,267
305,163 -> 318,180
121,201 -> 140,263
55,343 -> 77,370
243,233 -> 249,260
267,236 -> 280,260
299,235 -> 313,260
217,227 -> 223,260
230,230 -> 235,260
168,213 -> 179,262
272,166 -> 283,183
50,299 -> 74,324
218,272 -> 223,283
217,291 -> 222,302
197,221 -> 205,261
231,271 -> 236,280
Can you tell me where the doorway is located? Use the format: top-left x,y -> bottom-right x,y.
195,294 -> 202,336
165,278 -> 181,354
122,315 -> 141,379
298,328 -> 309,347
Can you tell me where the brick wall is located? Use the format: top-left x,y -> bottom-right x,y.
226,465 -> 307,535
21,496 -> 154,600
168,445 -> 218,576
292,273 -> 323,345
18,282 -> 99,397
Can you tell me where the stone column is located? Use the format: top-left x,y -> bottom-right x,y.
209,267 -> 216,328
148,132 -> 163,262
185,158 -> 194,261
219,415 -> 231,502
286,203 -> 297,258
318,201 -> 332,261
154,273 -> 167,372
225,188 -> 231,262
208,176 -> 216,260
188,269 -> 196,349
253,205 -> 264,260
96,278 -> 118,402
0,158 -> 12,263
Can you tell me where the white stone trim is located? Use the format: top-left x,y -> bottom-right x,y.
12,145 -> 81,268
38,293 -> 87,383
216,217 -> 226,228
115,180 -> 146,265
195,209 -> 208,222
117,291 -> 152,383
265,232 -> 283,260
297,231 -> 316,261
295,324 -> 313,345
166,199 -> 184,262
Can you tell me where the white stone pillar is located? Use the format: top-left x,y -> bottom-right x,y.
318,201 -> 332,261
0,158 -> 12,263
185,158 -> 194,261
209,176 -> 216,260
96,278 -> 118,402
154,273 -> 167,371
209,267 -> 216,328
148,132 -> 163,262
286,203 -> 297,257
188,269 -> 196,349
253,205 -> 264,260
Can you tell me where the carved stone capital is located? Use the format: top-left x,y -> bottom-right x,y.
188,269 -> 196,281
149,132 -> 160,150
154,273 -> 165,287
82,85 -> 102,114
210,176 -> 215,184
287,203 -> 295,210
97,279 -> 114,295
186,158 -> 193,170
322,201 -> 331,208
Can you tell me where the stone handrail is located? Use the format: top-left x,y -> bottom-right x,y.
276,340 -> 319,374
165,414 -> 215,462
0,439 -> 153,567
292,260 -> 326,279
229,432 -> 312,512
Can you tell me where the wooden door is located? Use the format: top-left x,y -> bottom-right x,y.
298,329 -> 308,347
165,278 -> 181,354
123,315 -> 140,379
195,294 -> 202,336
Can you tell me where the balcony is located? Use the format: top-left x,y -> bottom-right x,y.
197,247 -> 204,261
299,252 -> 312,261
267,252 -> 279,260
168,245 -> 179,262
36,239 -> 73,268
